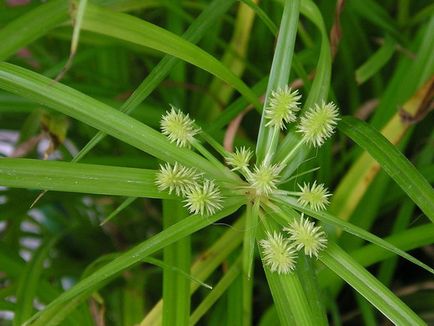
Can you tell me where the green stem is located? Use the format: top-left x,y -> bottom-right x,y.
280,139 -> 305,168
191,140 -> 238,182
199,130 -> 227,157
263,126 -> 280,165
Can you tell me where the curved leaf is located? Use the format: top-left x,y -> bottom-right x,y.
0,0 -> 69,61
81,3 -> 260,110
14,237 -> 58,326
25,201 -> 243,326
321,243 -> 425,326
274,196 -> 434,275
339,116 -> 434,222
0,62 -> 235,182
255,0 -> 300,162
0,158 -> 169,198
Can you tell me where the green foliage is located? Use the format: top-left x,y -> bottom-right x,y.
0,0 -> 433,325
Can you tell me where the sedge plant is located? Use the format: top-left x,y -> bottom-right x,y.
0,0 -> 433,325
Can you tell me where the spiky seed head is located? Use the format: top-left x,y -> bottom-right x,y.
265,86 -> 301,129
155,162 -> 202,196
160,105 -> 199,148
297,101 -> 339,147
226,147 -> 253,171
259,231 -> 298,274
247,162 -> 281,196
284,215 -> 327,258
297,181 -> 331,211
184,179 -> 223,216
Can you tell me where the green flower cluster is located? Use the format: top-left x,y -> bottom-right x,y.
156,107 -> 223,216
260,215 -> 327,274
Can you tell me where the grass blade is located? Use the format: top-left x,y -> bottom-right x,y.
321,243 -> 425,325
54,0 -> 88,81
318,223 -> 434,292
339,116 -> 434,222
25,200 -> 242,325
0,62 -> 234,182
330,78 -> 433,221
13,237 -> 58,326
73,0 -> 236,161
275,196 -> 434,275
81,4 -> 260,110
355,35 -> 396,84
162,200 -> 191,326
189,256 -> 242,326
0,0 -> 68,60
141,217 -> 245,325
100,197 -> 137,225
0,158 -> 170,199
255,0 -> 300,162
239,0 -> 278,35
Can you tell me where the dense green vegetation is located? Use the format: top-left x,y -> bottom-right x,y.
0,0 -> 433,325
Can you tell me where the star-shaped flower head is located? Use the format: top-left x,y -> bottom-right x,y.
259,231 -> 298,274
184,179 -> 223,216
297,181 -> 331,211
284,215 -> 327,258
226,147 -> 253,172
297,101 -> 339,147
247,162 -> 281,196
160,105 -> 200,148
265,86 -> 301,130
155,162 -> 202,197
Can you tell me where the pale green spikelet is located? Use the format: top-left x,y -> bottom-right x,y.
284,215 -> 327,258
297,101 -> 339,147
259,231 -> 297,274
226,147 -> 253,172
297,181 -> 331,211
247,162 -> 281,196
264,86 -> 301,130
160,105 -> 199,148
155,162 -> 202,196
184,179 -> 223,216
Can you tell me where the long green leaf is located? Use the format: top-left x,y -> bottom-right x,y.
189,257 -> 242,326
0,158 -> 170,198
141,217 -> 245,325
355,35 -> 396,84
100,197 -> 137,225
255,0 -> 300,161
0,63 -> 235,182
321,243 -> 425,325
74,0 -> 236,160
81,3 -> 260,110
239,0 -> 278,35
298,0 -> 331,110
14,237 -> 58,326
25,201 -> 243,325
242,201 -> 257,326
274,196 -> 434,275
318,223 -> 434,290
275,0 -> 332,162
162,200 -> 191,326
339,116 -> 434,222
0,0 -> 69,61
